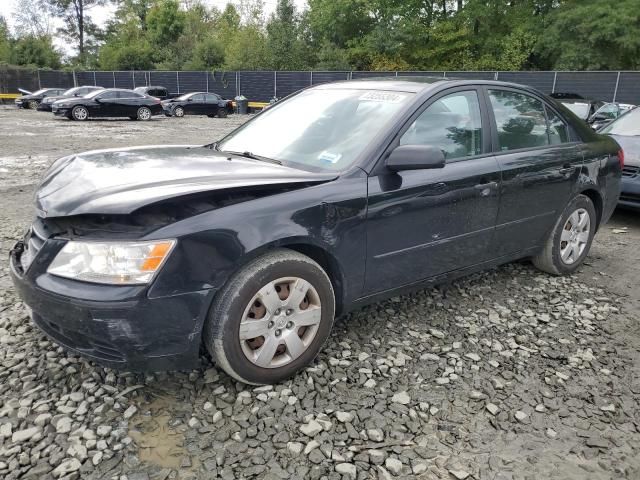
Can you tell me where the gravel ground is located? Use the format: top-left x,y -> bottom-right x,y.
0,108 -> 639,480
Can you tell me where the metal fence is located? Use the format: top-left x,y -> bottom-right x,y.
2,67 -> 639,104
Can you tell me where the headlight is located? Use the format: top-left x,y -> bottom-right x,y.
47,240 -> 176,285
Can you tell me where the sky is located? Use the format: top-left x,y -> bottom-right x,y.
3,0 -> 307,55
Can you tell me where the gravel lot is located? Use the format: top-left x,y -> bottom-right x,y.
0,108 -> 639,480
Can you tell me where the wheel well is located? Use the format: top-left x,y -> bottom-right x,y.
580,189 -> 603,230
281,243 -> 345,315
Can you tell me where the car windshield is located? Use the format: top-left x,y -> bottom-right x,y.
175,93 -> 194,101
63,87 -> 81,96
31,89 -> 48,96
561,102 -> 590,119
600,108 -> 640,136
133,87 -> 145,93
85,89 -> 107,98
217,88 -> 413,171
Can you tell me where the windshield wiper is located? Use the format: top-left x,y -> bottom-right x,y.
221,150 -> 282,165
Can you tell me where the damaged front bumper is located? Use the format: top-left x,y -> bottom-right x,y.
9,239 -> 210,371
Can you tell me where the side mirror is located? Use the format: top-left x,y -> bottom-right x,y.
386,145 -> 446,171
187,98 -> 193,102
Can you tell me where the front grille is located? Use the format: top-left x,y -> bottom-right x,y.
622,166 -> 640,178
20,217 -> 50,272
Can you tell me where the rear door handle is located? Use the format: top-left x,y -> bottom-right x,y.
474,181 -> 498,190
559,164 -> 575,174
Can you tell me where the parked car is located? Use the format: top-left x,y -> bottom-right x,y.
133,85 -> 174,101
37,86 -> 105,111
558,98 -> 605,122
15,88 -> 67,109
588,102 -> 635,130
550,92 -> 584,100
599,107 -> 640,210
9,78 -> 621,384
51,88 -> 163,121
162,92 -> 234,118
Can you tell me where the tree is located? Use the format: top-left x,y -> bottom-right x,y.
146,0 -> 185,46
12,0 -> 56,37
0,17 -> 11,63
224,25 -> 268,70
265,0 -> 310,70
46,0 -> 107,64
10,35 -> 62,68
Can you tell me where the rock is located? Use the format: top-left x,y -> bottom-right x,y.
335,411 -> 354,423
55,416 -> 72,433
97,425 -> 112,437
368,449 -> 387,465
335,463 -> 357,479
300,420 -> 323,437
52,458 -> 81,478
546,428 -> 557,439
515,411 -> 528,422
600,404 -> 615,412
486,403 -> 500,415
287,442 -> 303,456
367,428 -> 384,442
391,391 -> 411,405
123,405 -> 138,419
11,426 -> 41,443
465,353 -> 481,362
449,469 -> 470,479
385,458 -> 403,475
0,423 -> 12,438
586,437 -> 609,449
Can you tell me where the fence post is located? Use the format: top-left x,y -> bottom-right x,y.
236,72 -> 240,96
612,71 -> 621,102
206,71 -> 209,92
112,71 -> 116,87
274,71 -> 277,98
132,70 -> 135,89
37,70 -> 41,89
176,71 -> 180,94
72,70 -> 77,87
310,71 -> 313,85
494,71 -> 499,80
93,71 -> 96,86
552,71 -> 557,93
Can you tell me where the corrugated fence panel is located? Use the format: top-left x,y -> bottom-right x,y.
76,71 -> 95,86
276,72 -> 310,98
351,71 -> 395,79
149,71 -> 179,93
615,72 -> 640,104
178,71 -> 208,93
239,71 -> 274,102
38,70 -> 74,88
555,71 -> 619,102
446,71 -> 496,80
208,72 -> 237,99
94,71 -> 115,88
2,68 -> 39,92
114,71 -> 134,89
496,71 -> 555,93
311,71 -> 349,84
132,71 -> 147,88
397,71 -> 445,78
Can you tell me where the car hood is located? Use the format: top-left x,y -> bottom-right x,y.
35,145 -> 336,217
608,134 -> 640,167
44,94 -> 73,103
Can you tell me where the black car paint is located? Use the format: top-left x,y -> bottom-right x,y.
133,86 -> 175,101
10,79 -> 622,371
52,89 -> 163,119
163,92 -> 234,117
15,88 -> 66,109
37,86 -> 104,111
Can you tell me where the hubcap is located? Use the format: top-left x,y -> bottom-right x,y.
74,107 -> 87,120
239,277 -> 322,369
139,108 -> 150,119
560,208 -> 590,265
175,107 -> 183,117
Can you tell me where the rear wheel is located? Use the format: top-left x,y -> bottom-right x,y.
173,106 -> 184,118
203,249 -> 335,385
532,194 -> 596,275
71,105 -> 88,121
137,106 -> 152,121
28,100 -> 38,110
217,108 -> 228,118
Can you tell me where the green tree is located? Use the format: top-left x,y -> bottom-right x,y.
265,0 -> 310,70
224,25 -> 268,70
10,35 -> 62,68
0,17 -> 12,63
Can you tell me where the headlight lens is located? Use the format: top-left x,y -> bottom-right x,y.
47,240 -> 176,285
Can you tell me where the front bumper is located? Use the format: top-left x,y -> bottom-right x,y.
37,103 -> 53,112
619,174 -> 640,210
15,101 -> 26,109
52,107 -> 71,117
9,239 -> 211,371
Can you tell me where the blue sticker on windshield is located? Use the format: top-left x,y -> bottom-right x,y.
318,151 -> 342,164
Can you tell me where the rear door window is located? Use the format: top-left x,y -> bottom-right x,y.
190,94 -> 205,102
204,94 -> 219,103
488,90 -> 550,151
545,107 -> 570,145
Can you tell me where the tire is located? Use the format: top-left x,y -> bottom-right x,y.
203,249 -> 335,385
28,100 -> 39,110
217,108 -> 228,118
137,106 -> 152,121
71,105 -> 88,121
532,194 -> 596,275
173,106 -> 184,118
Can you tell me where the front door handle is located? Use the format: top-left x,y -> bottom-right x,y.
474,181 -> 498,190
559,164 -> 575,174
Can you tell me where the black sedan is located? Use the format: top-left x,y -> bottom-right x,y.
37,85 -> 104,111
10,78 -> 621,384
162,92 -> 234,118
51,88 -> 163,121
599,107 -> 640,210
134,85 -> 174,101
15,88 -> 67,109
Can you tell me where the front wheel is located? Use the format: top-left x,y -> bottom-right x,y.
28,100 -> 39,110
71,105 -> 88,121
203,249 -> 335,385
173,106 -> 184,118
532,194 -> 596,275
217,108 -> 228,118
